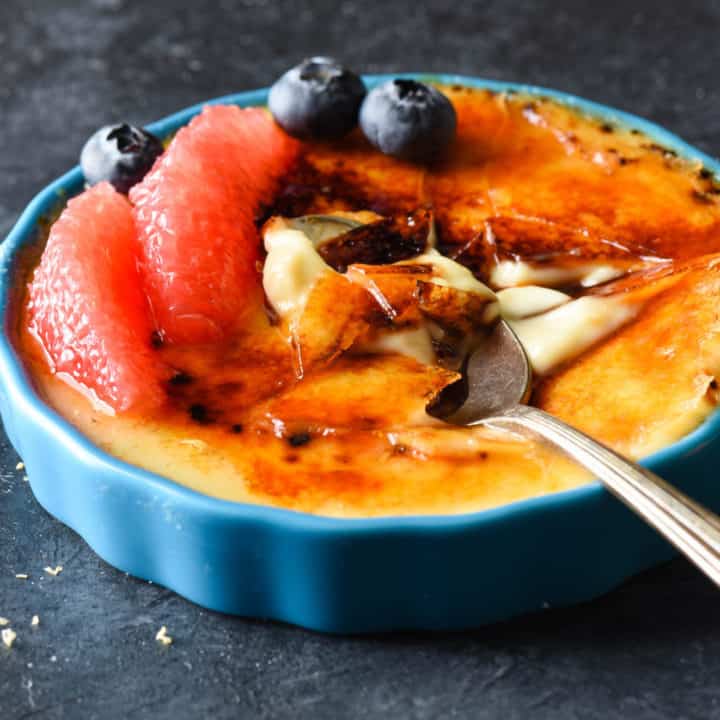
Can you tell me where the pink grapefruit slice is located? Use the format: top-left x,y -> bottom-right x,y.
130,105 -> 299,343
27,182 -> 164,412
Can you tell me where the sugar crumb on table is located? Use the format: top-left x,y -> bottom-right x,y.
2,628 -> 17,648
155,626 -> 173,645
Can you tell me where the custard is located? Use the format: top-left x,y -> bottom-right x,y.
18,85 -> 720,517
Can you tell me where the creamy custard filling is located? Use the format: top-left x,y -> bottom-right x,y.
490,259 -> 630,289
495,286 -> 570,319
507,296 -> 639,374
262,217 -> 640,376
263,216 -> 496,367
262,223 -> 332,318
399,248 -> 495,298
359,325 -> 436,366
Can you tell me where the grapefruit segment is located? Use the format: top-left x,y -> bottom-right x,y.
130,105 -> 299,343
27,182 -> 164,412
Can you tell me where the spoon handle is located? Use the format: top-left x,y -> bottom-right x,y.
483,404 -> 720,586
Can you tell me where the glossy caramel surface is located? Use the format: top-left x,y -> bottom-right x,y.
18,86 -> 720,517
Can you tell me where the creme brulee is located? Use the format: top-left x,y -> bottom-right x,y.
17,85 -> 720,517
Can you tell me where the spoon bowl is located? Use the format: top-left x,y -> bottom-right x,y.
430,320 -> 531,424
432,318 -> 720,586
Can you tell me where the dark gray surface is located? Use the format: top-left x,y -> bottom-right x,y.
2,1 -> 720,717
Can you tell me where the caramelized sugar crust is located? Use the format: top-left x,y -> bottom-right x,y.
19,86 -> 720,516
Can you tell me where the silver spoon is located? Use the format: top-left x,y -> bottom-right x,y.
433,320 -> 720,586
289,213 -> 720,583
288,214 -> 363,244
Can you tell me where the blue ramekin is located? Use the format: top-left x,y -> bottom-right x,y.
2,75 -> 719,633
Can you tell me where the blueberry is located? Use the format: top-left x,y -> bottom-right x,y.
80,123 -> 164,194
359,79 -> 457,163
268,57 -> 366,140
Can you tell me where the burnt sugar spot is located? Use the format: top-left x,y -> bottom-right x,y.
169,371 -> 193,386
692,189 -> 715,205
287,432 -> 312,448
231,423 -> 244,434
317,210 -> 430,272
699,167 -> 714,180
642,142 -> 678,159
262,156 -> 408,221
188,403 -> 213,424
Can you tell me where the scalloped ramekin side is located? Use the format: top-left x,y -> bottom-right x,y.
12,376 -> 720,632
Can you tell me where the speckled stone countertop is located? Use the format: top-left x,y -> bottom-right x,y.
2,1 -> 720,718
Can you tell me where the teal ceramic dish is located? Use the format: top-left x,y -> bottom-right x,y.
2,75 -> 719,633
